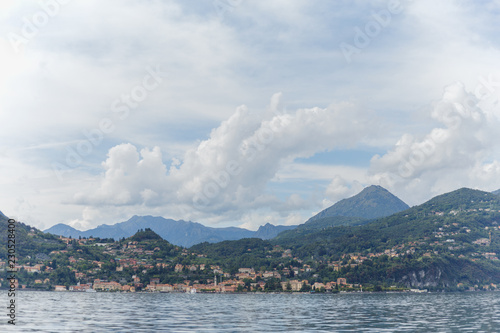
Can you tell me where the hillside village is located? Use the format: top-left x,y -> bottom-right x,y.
1,232 -> 358,293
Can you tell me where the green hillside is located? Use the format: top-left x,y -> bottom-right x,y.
284,188 -> 500,253
192,188 -> 500,290
0,214 -> 66,261
280,188 -> 500,288
274,216 -> 365,242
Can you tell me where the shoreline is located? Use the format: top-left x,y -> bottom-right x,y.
4,288 -> 499,294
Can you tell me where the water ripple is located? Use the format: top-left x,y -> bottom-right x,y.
1,291 -> 499,332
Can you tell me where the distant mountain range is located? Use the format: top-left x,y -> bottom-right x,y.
493,189 -> 500,196
44,185 -> 409,247
44,216 -> 296,247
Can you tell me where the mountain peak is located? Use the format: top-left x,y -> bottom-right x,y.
45,223 -> 82,237
358,185 -> 393,196
129,228 -> 164,242
254,223 -> 297,240
308,185 -> 409,222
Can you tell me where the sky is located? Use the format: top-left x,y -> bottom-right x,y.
1,0 -> 500,232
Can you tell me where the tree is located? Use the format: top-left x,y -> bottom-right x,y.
243,278 -> 252,290
264,278 -> 280,291
300,283 -> 311,292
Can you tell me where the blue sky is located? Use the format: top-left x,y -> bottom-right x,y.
1,0 -> 500,231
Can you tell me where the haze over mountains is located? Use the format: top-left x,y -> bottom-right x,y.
44,185 -> 410,247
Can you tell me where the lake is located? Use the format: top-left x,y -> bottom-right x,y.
2,291 -> 500,332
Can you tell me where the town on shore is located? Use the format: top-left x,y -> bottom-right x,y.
4,234 -> 487,294
3,235 -> 361,293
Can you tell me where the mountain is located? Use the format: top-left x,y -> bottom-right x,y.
307,185 -> 409,222
277,188 -> 500,286
275,185 -> 409,241
45,223 -> 82,238
278,187 -> 500,251
493,189 -> 500,196
253,223 -> 297,240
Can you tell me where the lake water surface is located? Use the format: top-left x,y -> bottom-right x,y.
2,291 -> 500,332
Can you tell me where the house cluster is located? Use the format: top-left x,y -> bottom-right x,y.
325,244 -> 422,270
280,278 -> 354,292
59,278 -> 136,292
53,237 -> 437,288
4,263 -> 43,273
49,262 -> 352,293
72,273 -> 353,293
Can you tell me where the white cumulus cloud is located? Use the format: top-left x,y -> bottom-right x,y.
73,94 -> 376,224
369,81 -> 500,205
